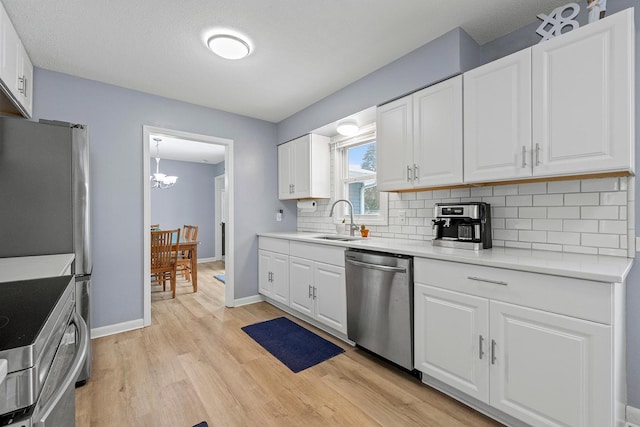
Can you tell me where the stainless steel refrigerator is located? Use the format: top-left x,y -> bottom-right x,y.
0,116 -> 92,385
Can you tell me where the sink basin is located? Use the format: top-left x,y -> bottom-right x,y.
311,234 -> 362,242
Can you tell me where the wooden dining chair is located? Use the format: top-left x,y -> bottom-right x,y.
151,228 -> 180,298
151,224 -> 160,230
177,225 -> 199,282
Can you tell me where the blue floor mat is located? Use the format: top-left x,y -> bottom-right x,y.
241,317 -> 344,373
213,274 -> 225,283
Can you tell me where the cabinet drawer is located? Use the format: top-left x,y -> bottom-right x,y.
289,241 -> 345,267
259,237 -> 289,255
415,257 -> 612,324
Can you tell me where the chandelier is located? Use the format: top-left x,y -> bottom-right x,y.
150,138 -> 178,189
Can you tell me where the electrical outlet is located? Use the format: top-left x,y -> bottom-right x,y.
276,212 -> 282,222
399,210 -> 406,224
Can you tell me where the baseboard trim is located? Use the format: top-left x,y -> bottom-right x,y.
628,405 -> 640,426
233,294 -> 263,307
91,318 -> 145,339
197,257 -> 217,263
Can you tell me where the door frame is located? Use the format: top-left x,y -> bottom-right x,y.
214,174 -> 225,261
142,125 -> 236,326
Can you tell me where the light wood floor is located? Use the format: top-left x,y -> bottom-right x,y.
76,261 -> 502,427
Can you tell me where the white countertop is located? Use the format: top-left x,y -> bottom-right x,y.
0,253 -> 75,282
258,232 -> 634,283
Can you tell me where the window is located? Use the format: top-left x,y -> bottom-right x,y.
334,126 -> 387,225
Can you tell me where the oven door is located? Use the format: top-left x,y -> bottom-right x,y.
30,312 -> 88,427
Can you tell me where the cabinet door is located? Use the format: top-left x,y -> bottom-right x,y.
313,262 -> 346,333
414,283 -> 489,402
291,136 -> 311,197
532,9 -> 634,177
0,6 -> 18,102
258,250 -> 273,297
277,143 -> 293,199
271,253 -> 290,305
16,43 -> 32,117
489,301 -> 611,427
413,75 -> 463,186
289,256 -> 314,317
376,96 -> 413,191
464,49 -> 532,183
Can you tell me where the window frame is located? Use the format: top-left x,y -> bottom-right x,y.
332,124 -> 388,226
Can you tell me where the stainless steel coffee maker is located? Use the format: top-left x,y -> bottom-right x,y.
432,202 -> 492,250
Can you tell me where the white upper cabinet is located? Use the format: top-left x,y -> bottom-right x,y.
464,49 -> 532,183
532,8 -> 635,177
278,134 -> 330,200
377,75 -> 463,191
464,9 -> 634,183
413,75 -> 463,186
376,95 -> 413,191
0,2 -> 32,118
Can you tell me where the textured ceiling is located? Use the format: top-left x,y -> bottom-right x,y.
3,0 -> 571,123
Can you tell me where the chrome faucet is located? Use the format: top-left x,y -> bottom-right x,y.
329,199 -> 358,236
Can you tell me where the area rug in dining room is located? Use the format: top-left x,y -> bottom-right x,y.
241,317 -> 344,373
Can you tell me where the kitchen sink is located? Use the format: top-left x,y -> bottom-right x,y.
311,234 -> 362,242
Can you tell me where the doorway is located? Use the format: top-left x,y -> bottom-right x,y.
142,125 -> 235,327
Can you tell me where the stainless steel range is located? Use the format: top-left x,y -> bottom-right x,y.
0,276 -> 88,427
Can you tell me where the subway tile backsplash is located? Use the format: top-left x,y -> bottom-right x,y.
297,176 -> 635,258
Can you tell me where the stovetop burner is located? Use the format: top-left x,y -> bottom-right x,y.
0,276 -> 72,352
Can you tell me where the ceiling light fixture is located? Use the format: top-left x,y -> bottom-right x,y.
150,138 -> 178,189
207,34 -> 251,60
336,119 -> 359,136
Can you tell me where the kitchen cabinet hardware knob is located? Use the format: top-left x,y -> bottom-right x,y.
413,164 -> 419,181
521,146 -> 527,168
406,165 -> 412,182
308,285 -> 312,298
479,335 -> 485,359
467,276 -> 508,286
491,339 -> 497,365
535,143 -> 541,166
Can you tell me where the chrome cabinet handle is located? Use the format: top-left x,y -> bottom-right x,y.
491,339 -> 497,365
535,143 -> 541,166
308,284 -> 312,298
467,276 -> 508,286
312,286 -> 317,299
479,335 -> 485,360
292,184 -> 295,193
18,76 -> 26,95
521,146 -> 527,168
406,165 -> 412,182
413,164 -> 419,181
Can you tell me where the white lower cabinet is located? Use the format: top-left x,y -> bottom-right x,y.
489,301 -> 611,427
258,249 -> 289,305
414,257 -> 619,427
289,255 -> 346,334
414,284 -> 489,402
258,237 -> 347,337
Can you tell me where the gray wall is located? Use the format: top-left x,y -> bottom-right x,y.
32,68 -> 296,329
150,159 -> 224,259
275,0 -> 640,409
277,27 -> 470,143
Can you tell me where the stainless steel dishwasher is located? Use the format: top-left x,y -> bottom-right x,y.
345,249 -> 414,370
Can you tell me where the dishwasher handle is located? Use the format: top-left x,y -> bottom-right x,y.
346,258 -> 407,273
